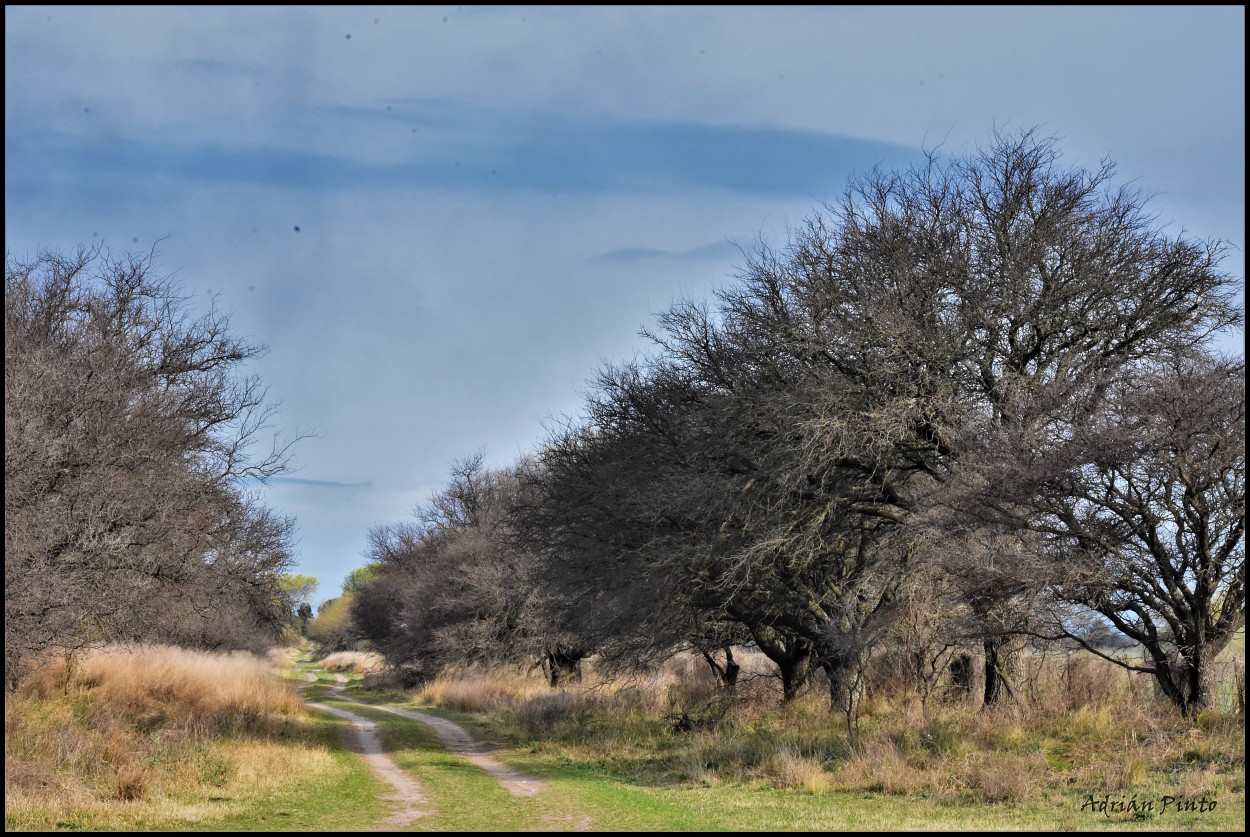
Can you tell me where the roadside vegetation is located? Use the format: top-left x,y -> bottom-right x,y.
316,650 -> 387,675
5,640 -> 1242,831
328,128 -> 1245,829
3,644 -> 386,832
5,247 -> 307,690
391,648 -> 1245,830
353,131 -> 1244,734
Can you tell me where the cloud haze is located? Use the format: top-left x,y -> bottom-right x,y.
6,5 -> 1243,595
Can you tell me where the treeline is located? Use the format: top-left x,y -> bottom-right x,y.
355,130 -> 1244,718
5,246 -> 301,688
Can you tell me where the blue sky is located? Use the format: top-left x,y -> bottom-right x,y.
5,6 -> 1244,602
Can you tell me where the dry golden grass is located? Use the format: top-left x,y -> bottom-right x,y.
316,650 -> 386,674
4,644 -> 336,831
833,739 -> 932,796
85,644 -> 303,724
414,666 -> 554,713
409,647 -> 1244,813
760,747 -> 832,795
963,752 -> 1046,803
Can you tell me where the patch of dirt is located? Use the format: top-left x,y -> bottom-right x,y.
295,667 -> 555,830
300,673 -> 430,827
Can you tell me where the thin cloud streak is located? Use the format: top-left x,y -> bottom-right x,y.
591,240 -> 742,264
5,115 -> 916,198
265,477 -> 375,490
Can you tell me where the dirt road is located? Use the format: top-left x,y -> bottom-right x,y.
299,670 -> 548,828
303,674 -> 430,828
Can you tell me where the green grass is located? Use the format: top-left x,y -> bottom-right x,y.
175,715 -> 389,833
8,705 -> 395,833
322,695 -> 725,831
258,654 -> 1250,832
350,664 -> 1240,837
18,645 -> 1235,831
384,705 -> 1244,832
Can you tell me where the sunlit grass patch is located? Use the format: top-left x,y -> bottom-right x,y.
4,643 -> 382,832
415,666 -> 553,713
316,650 -> 387,674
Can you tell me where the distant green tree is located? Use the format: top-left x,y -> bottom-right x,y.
342,564 -> 381,594
276,574 -> 319,637
295,602 -> 314,637
280,573 -> 320,604
307,594 -> 357,652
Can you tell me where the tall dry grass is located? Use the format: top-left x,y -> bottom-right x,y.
415,667 -> 554,713
5,644 -> 326,831
407,648 -> 1245,805
316,650 -> 386,674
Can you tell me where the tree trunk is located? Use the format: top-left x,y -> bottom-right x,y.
744,624 -> 813,703
545,647 -> 585,687
948,652 -> 974,701
1150,646 -> 1209,718
820,653 -> 852,719
1182,656 -> 1208,717
778,646 -> 813,702
722,648 -> 741,693
820,654 -> 848,711
982,638 -> 1014,707
701,646 -> 741,694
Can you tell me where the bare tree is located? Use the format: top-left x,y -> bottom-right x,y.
5,246 -> 299,687
880,563 -> 971,710
519,354 -> 903,704
1008,356 -> 1244,715
353,453 -> 585,685
704,128 -> 1241,704
355,128 -> 1241,719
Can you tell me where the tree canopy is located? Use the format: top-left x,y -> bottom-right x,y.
351,129 -> 1243,716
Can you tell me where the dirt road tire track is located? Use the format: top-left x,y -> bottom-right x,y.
300,672 -> 430,828
297,668 -> 559,830
326,675 -> 544,798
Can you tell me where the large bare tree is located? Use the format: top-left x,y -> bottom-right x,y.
702,128 -> 1241,704
355,128 -> 1241,717
5,246 -> 298,686
509,129 -> 1240,712
353,453 -> 589,685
